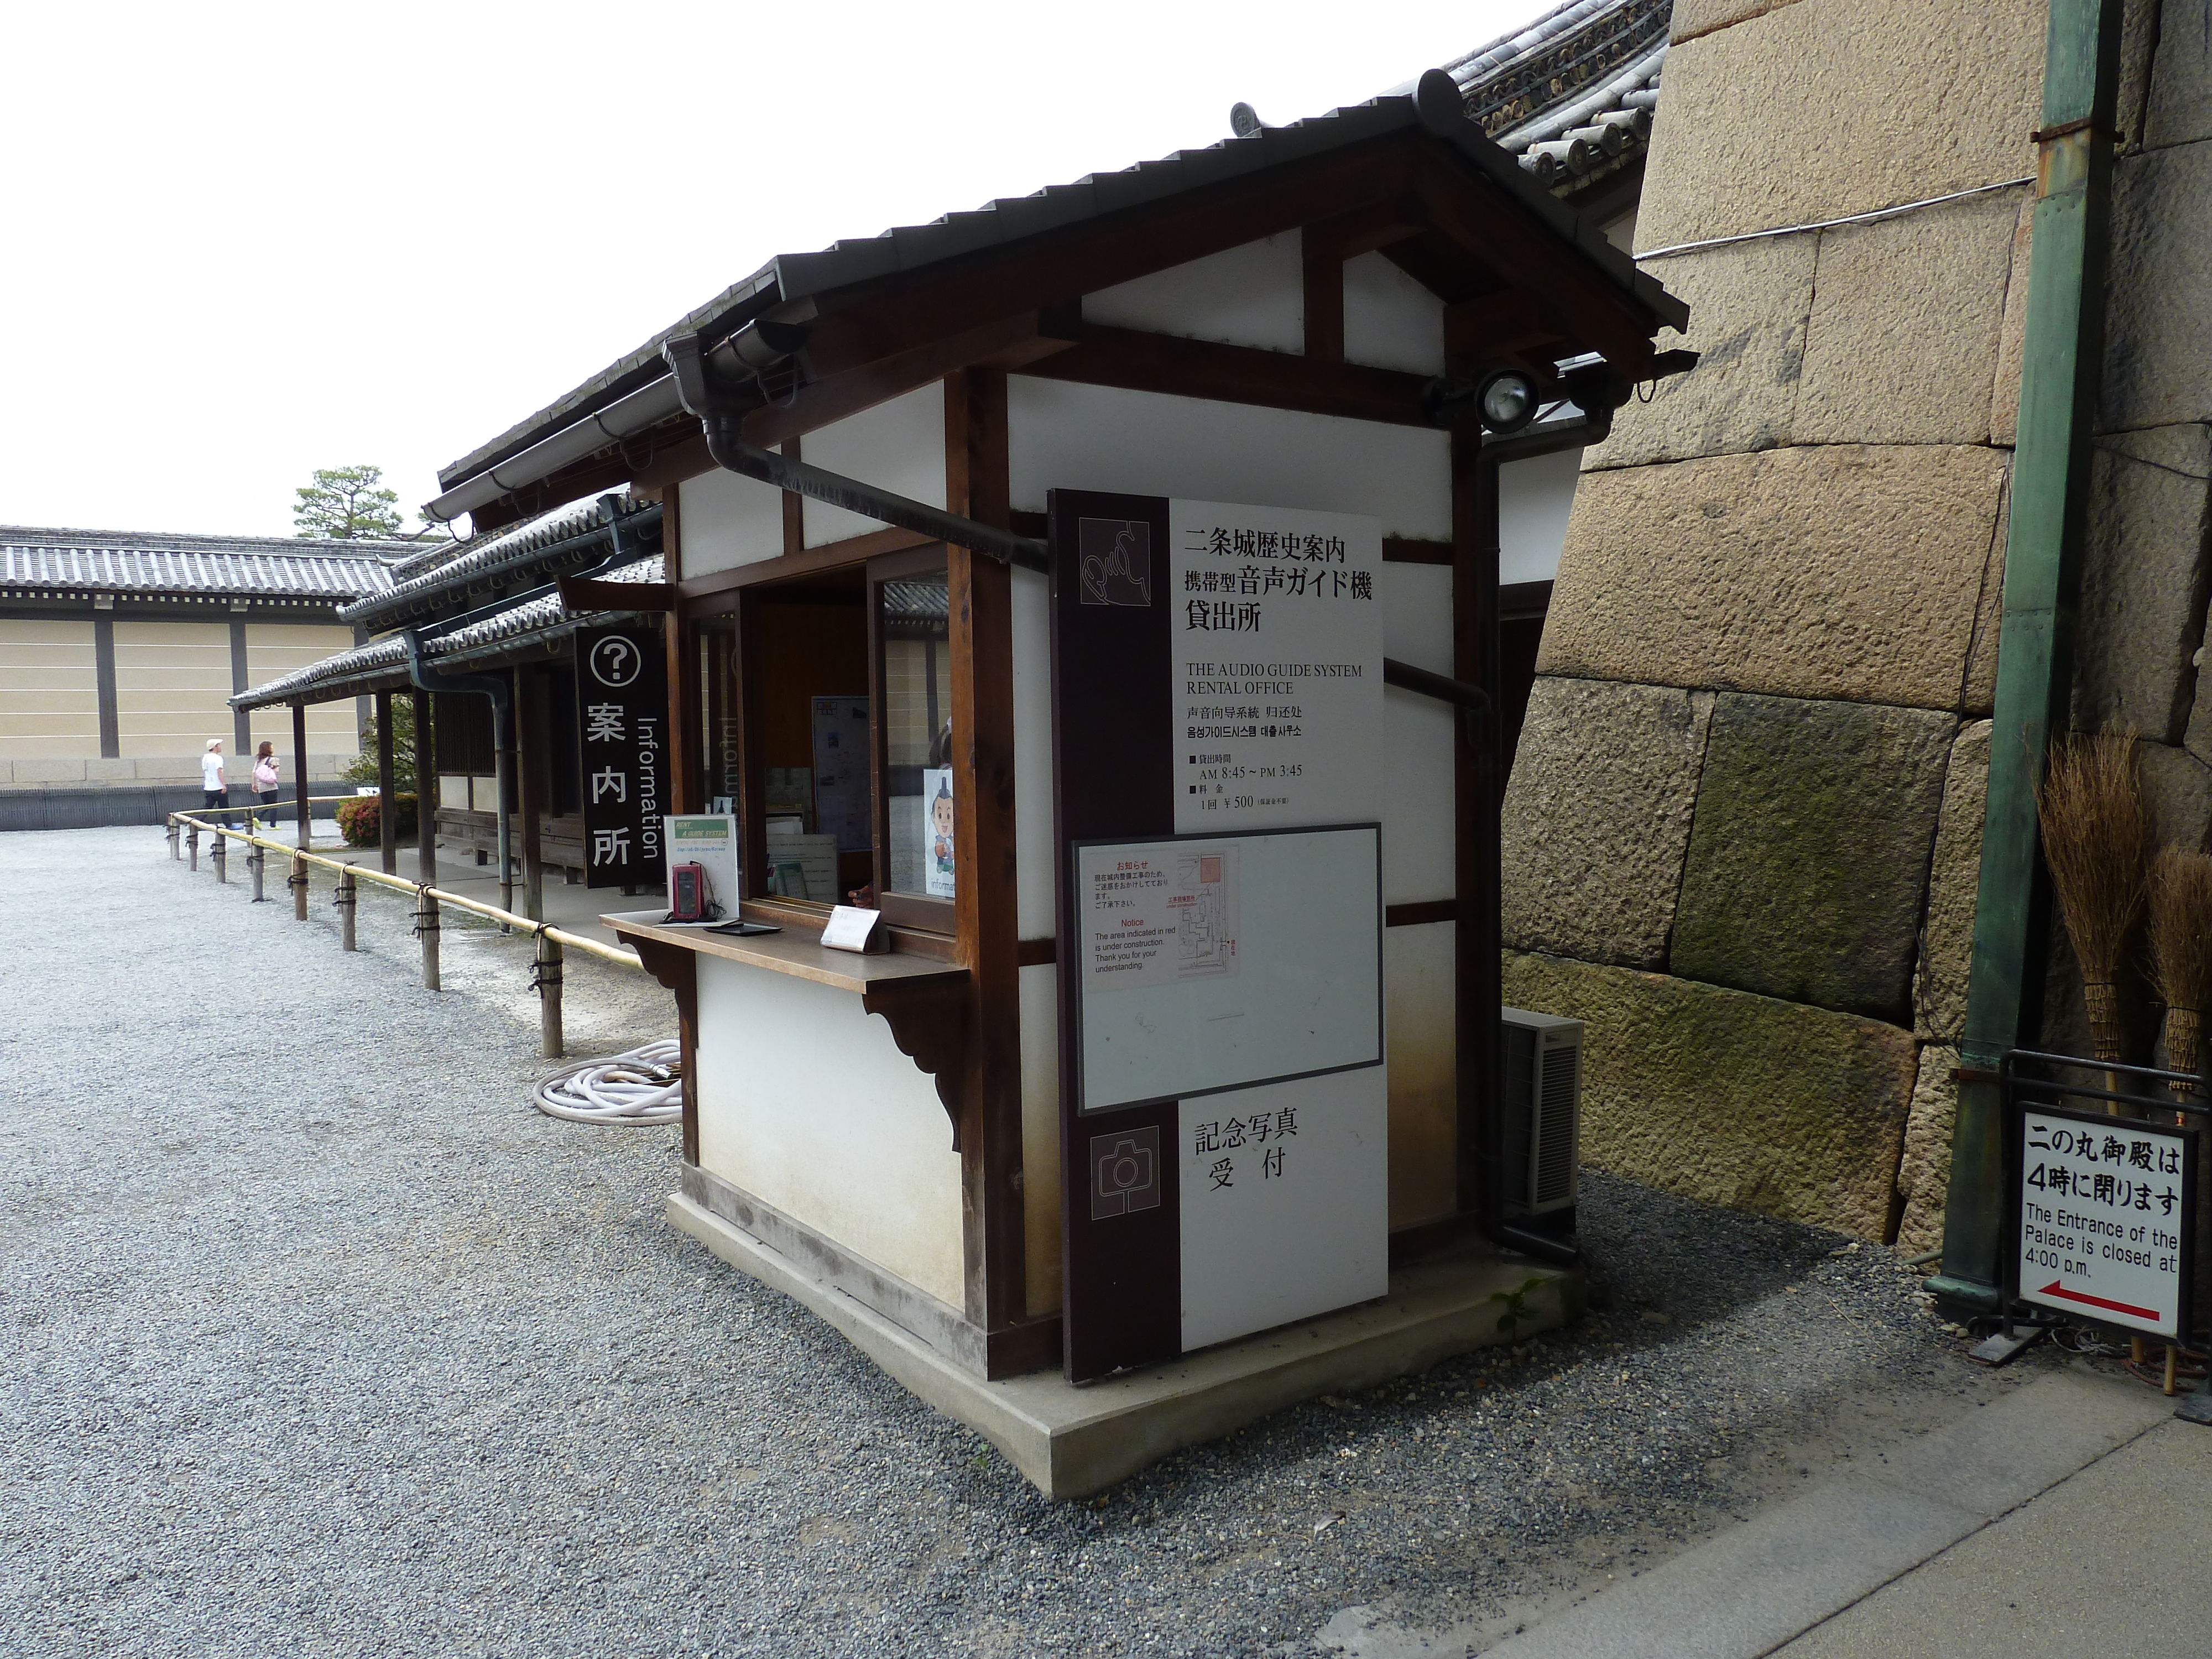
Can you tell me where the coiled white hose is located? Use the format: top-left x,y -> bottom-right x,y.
532,1039 -> 683,1126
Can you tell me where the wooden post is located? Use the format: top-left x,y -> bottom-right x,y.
167,816 -> 179,859
250,837 -> 266,903
417,889 -> 441,990
536,929 -> 564,1058
413,690 -> 439,889
292,700 -> 311,850
291,851 -> 309,921
187,821 -> 199,871
496,684 -> 517,922
211,828 -> 227,883
375,687 -> 397,877
337,867 -> 357,951
518,666 -> 546,922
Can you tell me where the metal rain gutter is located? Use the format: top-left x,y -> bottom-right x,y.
1931,0 -> 2124,1314
661,332 -> 1052,573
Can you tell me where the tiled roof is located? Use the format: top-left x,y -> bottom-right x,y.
0,525 -> 405,602
338,494 -> 658,629
232,555 -> 666,708
436,71 -> 1681,502
1446,0 -> 1668,191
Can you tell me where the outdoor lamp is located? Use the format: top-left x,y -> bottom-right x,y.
1476,369 -> 1540,434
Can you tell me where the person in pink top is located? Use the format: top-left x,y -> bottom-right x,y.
252,741 -> 281,818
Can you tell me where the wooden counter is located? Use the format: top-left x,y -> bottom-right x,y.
601,910 -> 967,994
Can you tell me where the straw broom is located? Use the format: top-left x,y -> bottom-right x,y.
2037,730 -> 2147,1068
2147,844 -> 2212,1101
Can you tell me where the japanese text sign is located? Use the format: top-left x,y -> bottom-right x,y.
2015,1105 -> 2196,1339
575,625 -> 667,891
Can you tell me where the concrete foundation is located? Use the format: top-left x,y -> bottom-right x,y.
666,1190 -> 1575,1499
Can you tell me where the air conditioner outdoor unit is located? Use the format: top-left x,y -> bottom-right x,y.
1500,1006 -> 1583,1218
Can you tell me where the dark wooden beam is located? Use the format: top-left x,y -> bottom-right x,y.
413,689 -> 438,888
946,364 -> 1027,1335
1016,322 -> 1434,427
1384,536 -> 1454,566
375,688 -> 397,876
1302,234 -> 1344,364
797,136 -> 1421,380
559,576 -> 674,613
675,525 -> 936,602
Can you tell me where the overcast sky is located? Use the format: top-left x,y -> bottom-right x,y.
0,2 -> 1547,539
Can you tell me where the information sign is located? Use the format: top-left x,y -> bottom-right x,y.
2013,1105 -> 2196,1339
575,625 -> 667,891
1168,501 -> 1383,833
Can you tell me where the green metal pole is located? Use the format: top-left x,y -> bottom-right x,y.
1931,0 -> 2123,1313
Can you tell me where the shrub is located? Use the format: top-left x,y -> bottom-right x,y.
335,793 -> 418,847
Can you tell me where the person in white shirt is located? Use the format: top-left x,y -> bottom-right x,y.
201,739 -> 227,811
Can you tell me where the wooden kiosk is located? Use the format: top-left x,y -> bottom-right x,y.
428,74 -> 1685,1443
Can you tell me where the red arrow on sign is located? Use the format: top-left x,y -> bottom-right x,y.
2038,1281 -> 2162,1322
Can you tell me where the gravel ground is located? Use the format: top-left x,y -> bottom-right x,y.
2,826 -> 2078,1658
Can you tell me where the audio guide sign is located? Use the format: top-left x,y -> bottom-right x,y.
2012,1105 -> 2196,1339
1050,489 -> 1386,1383
575,625 -> 667,891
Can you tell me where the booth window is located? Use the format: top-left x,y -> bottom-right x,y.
688,544 -> 961,937
873,554 -> 954,927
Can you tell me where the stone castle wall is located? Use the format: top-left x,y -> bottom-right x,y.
1502,0 -> 2212,1245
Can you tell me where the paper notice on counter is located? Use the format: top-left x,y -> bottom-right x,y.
1080,844 -> 1238,990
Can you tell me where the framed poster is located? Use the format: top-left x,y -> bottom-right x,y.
575,625 -> 668,891
811,696 -> 872,853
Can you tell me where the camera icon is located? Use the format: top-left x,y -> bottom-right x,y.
1090,1126 -> 1162,1219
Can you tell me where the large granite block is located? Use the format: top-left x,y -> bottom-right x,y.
1502,950 -> 1917,1240
1893,1045 -> 1958,1257
1542,446 -> 2008,710
2104,142 -> 2212,430
2141,0 -> 2212,148
1673,694 -> 1956,1024
1989,200 -> 2033,446
1916,721 -> 1991,1043
1793,190 -> 2022,447
1671,0 -> 1804,42
1637,0 -> 2044,249
1582,236 -> 1813,471
2073,424 -> 2212,745
1501,678 -> 1715,969
2140,740 -> 2212,854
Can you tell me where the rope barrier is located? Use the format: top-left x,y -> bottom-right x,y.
172,811 -> 643,968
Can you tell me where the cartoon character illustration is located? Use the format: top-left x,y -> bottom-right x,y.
931,778 -> 956,876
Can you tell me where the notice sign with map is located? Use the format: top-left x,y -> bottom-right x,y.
2014,1105 -> 2197,1339
1081,844 -> 1239,989
1168,500 -> 1382,834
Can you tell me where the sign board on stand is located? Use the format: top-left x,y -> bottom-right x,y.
1051,490 -> 1387,1381
662,813 -> 738,920
2011,1103 -> 2197,1339
575,625 -> 667,891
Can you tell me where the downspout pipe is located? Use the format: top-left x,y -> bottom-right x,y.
1931,0 -> 2124,1315
661,333 -> 1051,573
404,628 -> 518,922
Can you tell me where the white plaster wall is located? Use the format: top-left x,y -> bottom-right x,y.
1385,921 -> 1457,1230
1083,233 -> 1303,353
1018,961 -> 1063,1318
801,383 -> 947,547
1342,249 -> 1447,376
693,956 -> 966,1307
1382,562 -> 1456,905
677,466 -> 786,578
1500,448 -> 1583,585
1011,565 -> 1056,941
1007,379 -> 1453,539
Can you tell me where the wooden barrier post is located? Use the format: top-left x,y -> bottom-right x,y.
293,701 -> 311,851
536,928 -> 564,1058
249,837 -> 266,902
187,822 -> 199,870
167,817 -> 179,859
337,867 -> 357,951
211,829 -> 227,883
416,889 -> 441,990
291,851 -> 309,921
